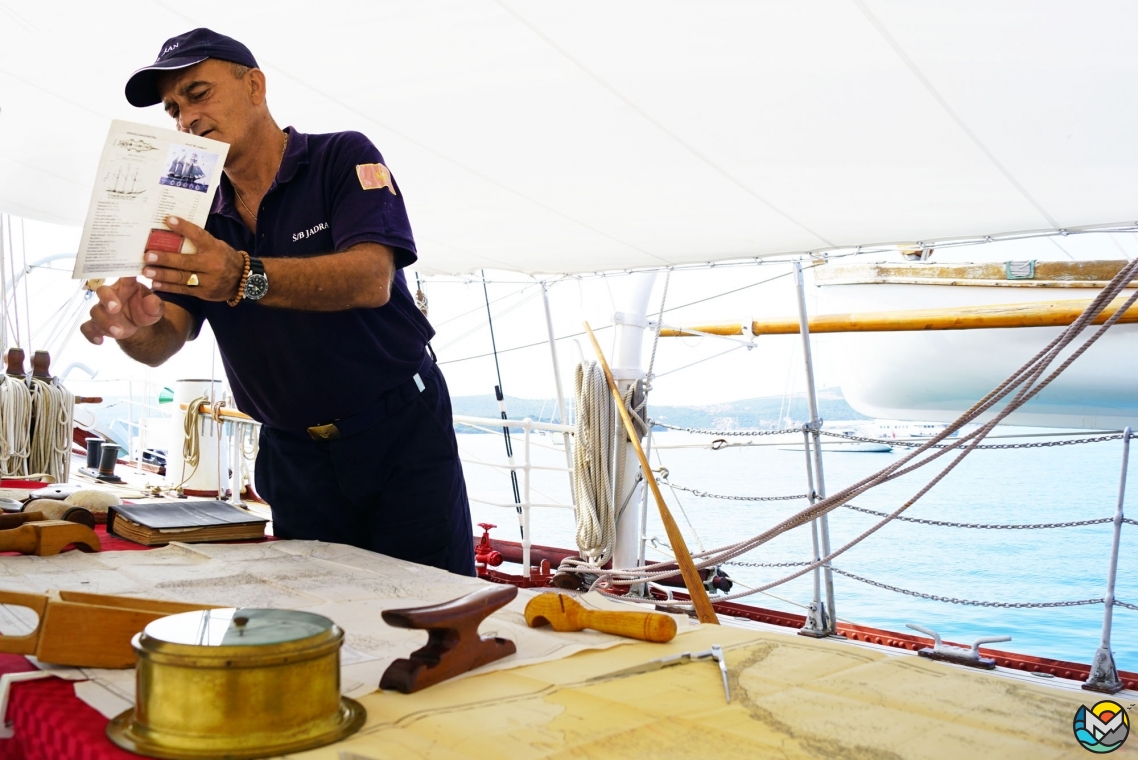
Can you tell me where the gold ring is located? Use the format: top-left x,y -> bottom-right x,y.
186,273 -> 200,287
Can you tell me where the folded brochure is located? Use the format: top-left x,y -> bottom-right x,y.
73,120 -> 229,280
108,501 -> 267,546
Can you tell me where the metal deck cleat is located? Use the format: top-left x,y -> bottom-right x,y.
906,623 -> 1011,669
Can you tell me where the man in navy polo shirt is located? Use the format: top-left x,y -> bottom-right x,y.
80,29 -> 476,576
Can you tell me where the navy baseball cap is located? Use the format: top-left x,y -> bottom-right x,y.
125,28 -> 258,107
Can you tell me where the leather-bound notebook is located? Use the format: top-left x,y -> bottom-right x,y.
107,501 -> 267,546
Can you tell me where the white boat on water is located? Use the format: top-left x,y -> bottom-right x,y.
0,3 -> 1136,757
814,258 -> 1138,429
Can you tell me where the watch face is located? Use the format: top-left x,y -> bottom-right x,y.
244,273 -> 269,301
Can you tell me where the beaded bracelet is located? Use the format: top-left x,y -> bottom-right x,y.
227,250 -> 252,307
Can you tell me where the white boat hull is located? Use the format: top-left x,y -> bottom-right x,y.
816,279 -> 1138,430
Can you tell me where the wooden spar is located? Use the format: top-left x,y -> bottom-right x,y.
658,296 -> 1138,338
582,322 -> 720,625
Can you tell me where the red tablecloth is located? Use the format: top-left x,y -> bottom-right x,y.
0,654 -> 136,760
0,520 -> 271,759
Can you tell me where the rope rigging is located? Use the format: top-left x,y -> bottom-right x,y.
556,255 -> 1138,607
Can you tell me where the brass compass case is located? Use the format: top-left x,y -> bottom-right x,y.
107,608 -> 366,759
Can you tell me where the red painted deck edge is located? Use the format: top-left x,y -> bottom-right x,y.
483,537 -> 1137,691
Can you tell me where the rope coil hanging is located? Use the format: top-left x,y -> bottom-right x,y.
572,361 -> 628,566
28,376 -> 74,483
0,375 -> 31,476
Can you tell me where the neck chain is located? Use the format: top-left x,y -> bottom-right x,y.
234,131 -> 289,224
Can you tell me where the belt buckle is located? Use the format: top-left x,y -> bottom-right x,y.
307,423 -> 341,441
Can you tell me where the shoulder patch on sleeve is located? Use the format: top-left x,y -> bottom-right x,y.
356,163 -> 397,194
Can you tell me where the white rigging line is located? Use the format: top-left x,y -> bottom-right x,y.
435,287 -> 544,352
851,0 -> 1059,229
5,216 -> 21,348
19,219 -> 30,353
493,0 -> 834,249
652,345 -> 747,380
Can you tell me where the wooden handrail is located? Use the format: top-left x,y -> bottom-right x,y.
659,296 -> 1138,337
178,403 -> 255,422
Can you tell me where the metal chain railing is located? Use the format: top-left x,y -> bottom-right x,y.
655,484 -> 1126,528
820,430 -> 1130,450
831,567 -> 1105,608
651,421 -> 1132,450
1115,599 -> 1138,611
723,559 -> 814,568
842,504 -> 1117,530
660,477 -> 808,502
651,422 -> 801,437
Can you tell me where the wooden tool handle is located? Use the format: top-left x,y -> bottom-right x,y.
0,524 -> 40,554
574,608 -> 677,643
0,522 -> 101,555
0,590 -> 48,655
525,594 -> 677,643
0,512 -> 44,530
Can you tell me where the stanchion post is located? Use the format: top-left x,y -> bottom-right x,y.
793,261 -> 838,636
1083,426 -> 1129,693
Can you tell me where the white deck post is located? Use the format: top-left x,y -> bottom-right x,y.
541,281 -> 575,496
610,272 -> 658,571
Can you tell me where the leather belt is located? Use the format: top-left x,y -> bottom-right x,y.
306,371 -> 428,441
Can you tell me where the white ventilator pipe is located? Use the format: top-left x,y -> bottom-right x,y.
167,379 -> 224,495
611,271 -> 657,571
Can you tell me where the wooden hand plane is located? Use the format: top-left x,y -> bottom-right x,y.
0,590 -> 216,668
0,520 -> 100,555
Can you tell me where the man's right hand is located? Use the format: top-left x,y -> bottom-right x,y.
80,277 -> 165,345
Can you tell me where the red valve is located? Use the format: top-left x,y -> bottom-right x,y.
474,523 -> 503,577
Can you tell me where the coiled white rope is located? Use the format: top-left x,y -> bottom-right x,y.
0,375 -> 31,476
175,395 -> 210,490
28,377 -> 73,483
573,361 -> 635,565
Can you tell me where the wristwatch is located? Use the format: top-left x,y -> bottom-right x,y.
244,255 -> 269,301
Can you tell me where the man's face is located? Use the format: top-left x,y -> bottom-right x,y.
157,59 -> 257,153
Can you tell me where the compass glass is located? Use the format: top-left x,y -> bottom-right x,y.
144,608 -> 332,647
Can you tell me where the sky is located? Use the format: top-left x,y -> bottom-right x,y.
6,214 -> 1137,417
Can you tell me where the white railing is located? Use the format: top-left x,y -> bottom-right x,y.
453,414 -> 575,577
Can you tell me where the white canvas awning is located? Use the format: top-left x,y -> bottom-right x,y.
2,1 -> 1137,275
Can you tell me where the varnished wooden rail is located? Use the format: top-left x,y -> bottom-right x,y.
659,296 -> 1138,338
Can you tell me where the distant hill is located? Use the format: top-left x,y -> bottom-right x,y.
450,388 -> 867,433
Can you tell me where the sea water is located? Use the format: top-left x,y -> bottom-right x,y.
459,429 -> 1137,671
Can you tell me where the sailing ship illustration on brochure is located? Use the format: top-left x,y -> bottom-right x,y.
104,165 -> 145,197
159,149 -> 216,193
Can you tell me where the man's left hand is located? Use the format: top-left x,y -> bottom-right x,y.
144,216 -> 244,302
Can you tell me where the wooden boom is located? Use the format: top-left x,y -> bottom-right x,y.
659,296 -> 1138,338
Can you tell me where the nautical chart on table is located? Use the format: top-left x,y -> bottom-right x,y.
72,120 -> 228,279
0,541 -> 698,718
